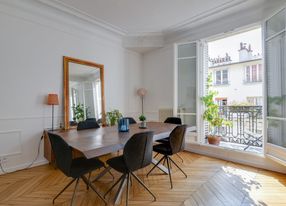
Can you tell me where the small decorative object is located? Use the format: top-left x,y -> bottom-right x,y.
137,88 -> 147,114
139,114 -> 147,129
106,109 -> 122,126
118,118 -> 129,132
72,104 -> 85,123
201,75 -> 232,145
47,93 -> 59,131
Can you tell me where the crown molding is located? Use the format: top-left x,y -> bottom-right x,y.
164,0 -> 248,33
36,0 -> 127,36
36,0 -> 248,39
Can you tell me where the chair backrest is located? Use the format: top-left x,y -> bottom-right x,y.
86,118 -> 96,122
123,131 -> 154,172
169,125 -> 187,154
164,117 -> 182,125
77,120 -> 100,130
123,117 -> 137,124
48,132 -> 72,176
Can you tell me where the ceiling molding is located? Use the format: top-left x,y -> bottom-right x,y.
36,0 -> 127,36
164,0 -> 248,33
36,0 -> 250,38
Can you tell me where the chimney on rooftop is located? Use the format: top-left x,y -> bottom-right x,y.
239,42 -> 253,62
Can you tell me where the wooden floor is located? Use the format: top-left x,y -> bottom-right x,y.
0,152 -> 286,206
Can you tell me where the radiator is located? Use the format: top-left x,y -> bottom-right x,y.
158,108 -> 173,122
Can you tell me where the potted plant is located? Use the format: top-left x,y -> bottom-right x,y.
139,114 -> 147,128
106,109 -> 122,126
72,104 -> 85,123
201,76 -> 232,145
201,91 -> 232,145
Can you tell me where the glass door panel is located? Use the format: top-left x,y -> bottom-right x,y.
176,42 -> 197,143
265,8 -> 286,163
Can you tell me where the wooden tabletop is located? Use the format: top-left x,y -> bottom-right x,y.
51,122 -> 178,159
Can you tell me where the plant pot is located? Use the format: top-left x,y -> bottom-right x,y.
139,121 -> 147,128
207,135 -> 221,145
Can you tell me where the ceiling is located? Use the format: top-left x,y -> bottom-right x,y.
39,0 -> 285,53
56,0 -> 250,35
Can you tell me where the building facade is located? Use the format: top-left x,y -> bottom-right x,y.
209,43 -> 263,106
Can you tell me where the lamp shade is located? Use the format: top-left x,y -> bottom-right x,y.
47,94 -> 59,105
137,88 -> 147,97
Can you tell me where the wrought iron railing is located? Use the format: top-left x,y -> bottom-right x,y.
215,106 -> 263,148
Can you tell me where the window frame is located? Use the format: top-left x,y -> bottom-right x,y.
214,69 -> 229,85
244,63 -> 263,83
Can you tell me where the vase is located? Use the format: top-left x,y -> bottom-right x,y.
140,121 -> 147,128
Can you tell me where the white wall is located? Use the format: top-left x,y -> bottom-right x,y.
0,0 -> 142,173
142,45 -> 174,121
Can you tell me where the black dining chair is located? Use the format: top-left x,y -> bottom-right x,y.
155,117 -> 184,162
104,131 -> 156,206
147,125 -> 187,189
123,117 -> 137,124
47,132 -> 106,205
156,117 -> 182,144
77,119 -> 100,130
77,120 -> 114,182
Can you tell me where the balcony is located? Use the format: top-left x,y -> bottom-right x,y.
215,106 -> 263,153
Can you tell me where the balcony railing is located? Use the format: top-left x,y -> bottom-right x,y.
214,106 -> 263,149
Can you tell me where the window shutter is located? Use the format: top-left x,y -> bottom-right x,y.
197,40 -> 209,142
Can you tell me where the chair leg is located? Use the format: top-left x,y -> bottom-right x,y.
154,152 -> 160,159
81,175 -> 106,204
104,174 -> 125,198
166,157 -> 173,189
146,156 -> 165,177
126,173 -> 130,206
176,153 -> 184,163
87,172 -> 91,190
169,157 -> 187,178
53,178 -> 76,204
162,158 -> 166,166
131,172 -> 156,201
70,178 -> 80,206
114,174 -> 128,205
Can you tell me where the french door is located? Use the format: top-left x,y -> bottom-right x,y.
265,8 -> 286,164
174,42 -> 198,142
174,41 -> 207,144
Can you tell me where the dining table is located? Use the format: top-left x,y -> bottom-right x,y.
51,121 -> 195,204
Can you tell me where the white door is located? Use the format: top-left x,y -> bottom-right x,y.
174,42 -> 198,143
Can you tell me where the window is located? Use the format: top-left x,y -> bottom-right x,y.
215,98 -> 227,106
215,69 -> 228,85
245,64 -> 262,83
247,96 -> 263,106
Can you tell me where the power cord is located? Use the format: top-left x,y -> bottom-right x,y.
25,135 -> 44,169
0,135 -> 44,174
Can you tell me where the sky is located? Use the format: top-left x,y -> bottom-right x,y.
208,28 -> 262,62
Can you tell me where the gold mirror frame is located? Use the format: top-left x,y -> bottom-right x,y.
63,56 -> 106,129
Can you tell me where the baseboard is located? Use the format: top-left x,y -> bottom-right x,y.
185,144 -> 286,174
0,158 -> 48,175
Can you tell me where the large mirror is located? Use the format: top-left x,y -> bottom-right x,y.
63,56 -> 105,129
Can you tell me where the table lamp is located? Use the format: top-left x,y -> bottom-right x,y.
47,93 -> 59,131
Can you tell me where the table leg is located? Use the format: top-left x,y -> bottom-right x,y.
114,175 -> 127,205
151,158 -> 170,174
93,166 -> 112,182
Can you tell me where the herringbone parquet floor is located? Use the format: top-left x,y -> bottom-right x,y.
0,152 -> 286,206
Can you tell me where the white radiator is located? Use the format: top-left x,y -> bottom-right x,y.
158,108 -> 173,122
